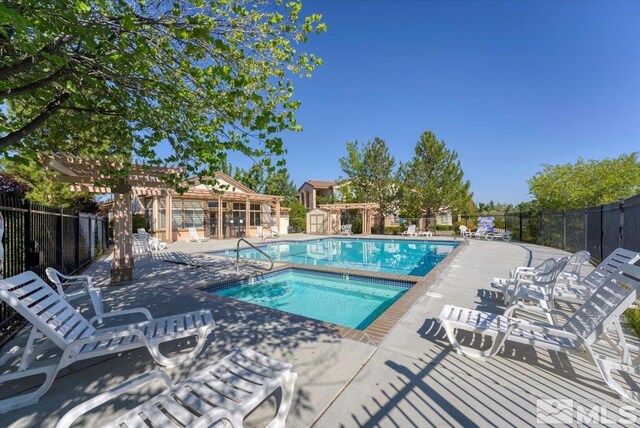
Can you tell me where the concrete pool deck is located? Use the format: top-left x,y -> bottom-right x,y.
2,235 -> 639,427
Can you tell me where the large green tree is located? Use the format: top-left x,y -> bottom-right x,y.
0,158 -> 100,211
528,153 -> 640,211
264,168 -> 297,204
0,0 -> 325,186
398,130 -> 471,219
339,137 -> 396,226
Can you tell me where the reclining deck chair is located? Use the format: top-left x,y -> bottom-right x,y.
187,227 -> 210,242
553,248 -> 640,301
438,263 -> 640,399
401,225 -> 416,237
57,348 -> 297,428
0,271 -> 215,413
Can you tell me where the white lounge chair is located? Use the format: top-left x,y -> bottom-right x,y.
553,248 -> 640,301
45,267 -> 104,320
401,225 -> 416,237
270,225 -> 280,238
132,233 -> 152,259
595,357 -> 640,405
256,225 -> 269,241
0,271 -> 215,413
187,227 -> 209,242
149,236 -> 167,251
469,227 -> 488,239
437,263 -> 640,398
341,224 -> 353,236
57,348 -> 297,428
495,231 -> 512,241
418,229 -> 433,237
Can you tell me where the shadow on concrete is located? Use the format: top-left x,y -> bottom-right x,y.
1,251 -> 341,427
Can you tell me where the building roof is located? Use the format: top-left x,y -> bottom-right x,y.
298,180 -> 339,191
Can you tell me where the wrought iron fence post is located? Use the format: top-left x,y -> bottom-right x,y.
74,211 -> 80,270
619,199 -> 625,250
56,207 -> 64,271
563,210 -> 567,250
23,199 -> 31,272
519,211 -> 523,241
584,208 -> 588,252
599,204 -> 604,261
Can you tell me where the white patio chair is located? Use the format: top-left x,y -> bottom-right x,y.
0,271 -> 215,413
459,225 -> 472,237
136,228 -> 147,234
45,267 -> 104,321
270,225 -> 280,238
57,348 -> 297,428
341,224 -> 353,236
437,263 -> 640,399
187,227 -> 209,242
401,225 -> 416,237
492,257 -> 560,302
499,257 -> 572,323
149,236 -> 167,251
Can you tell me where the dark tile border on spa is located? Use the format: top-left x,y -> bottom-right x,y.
195,240 -> 467,347
314,240 -> 466,346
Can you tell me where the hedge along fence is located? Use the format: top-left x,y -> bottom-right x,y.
0,194 -> 109,348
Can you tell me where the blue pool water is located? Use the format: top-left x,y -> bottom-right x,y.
211,269 -> 410,329
216,238 -> 457,276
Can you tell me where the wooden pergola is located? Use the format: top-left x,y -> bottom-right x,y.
318,202 -> 380,235
41,153 -> 282,284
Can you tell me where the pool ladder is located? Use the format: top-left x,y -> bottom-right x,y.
236,238 -> 274,273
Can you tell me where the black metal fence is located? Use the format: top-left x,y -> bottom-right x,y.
459,194 -> 640,263
0,194 -> 109,347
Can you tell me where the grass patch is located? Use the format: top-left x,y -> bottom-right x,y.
624,307 -> 640,337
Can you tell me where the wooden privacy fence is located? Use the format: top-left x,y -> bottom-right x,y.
0,194 -> 109,347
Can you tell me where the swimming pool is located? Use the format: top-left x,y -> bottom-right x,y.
215,238 -> 457,276
206,269 -> 411,329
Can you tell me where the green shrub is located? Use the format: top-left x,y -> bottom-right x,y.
384,226 -> 402,235
435,224 -> 452,231
352,217 -> 362,234
625,308 -> 640,338
289,217 -> 305,233
132,214 -> 147,232
287,200 -> 306,233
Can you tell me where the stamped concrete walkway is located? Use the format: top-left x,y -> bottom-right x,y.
2,235 -> 639,427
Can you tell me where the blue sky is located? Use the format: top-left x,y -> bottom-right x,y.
226,1 -> 640,204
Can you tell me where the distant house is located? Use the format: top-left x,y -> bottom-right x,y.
298,180 -> 348,210
102,172 -> 289,241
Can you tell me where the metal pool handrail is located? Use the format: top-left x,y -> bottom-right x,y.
236,238 -> 274,272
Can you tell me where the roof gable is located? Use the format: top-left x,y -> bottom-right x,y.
298,180 -> 338,191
